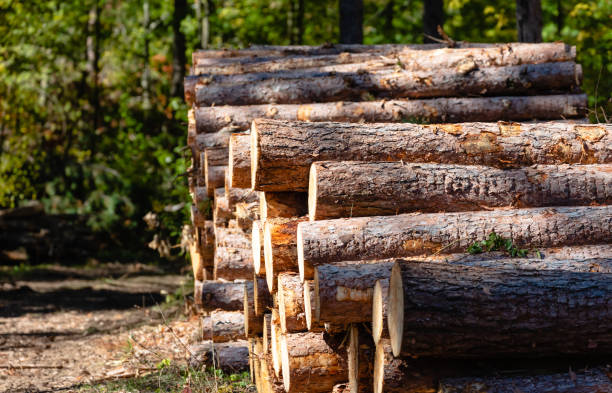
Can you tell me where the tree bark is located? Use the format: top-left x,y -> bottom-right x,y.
171,0 -> 187,98
229,132 -> 252,188
517,0 -> 543,43
226,187 -> 258,211
243,280 -> 263,337
201,310 -> 245,343
204,147 -> 228,168
213,188 -> 231,227
214,246 -> 253,281
193,129 -> 232,152
254,275 -> 272,316
195,61 -> 580,106
298,206 -> 612,271
235,201 -> 259,230
205,165 -> 226,197
388,259 -> 612,358
264,216 -> 308,291
194,280 -> 246,311
252,220 -> 266,276
423,0 -> 444,43
309,162 -> 612,220
252,120 -> 611,192
339,0 -> 363,44
188,340 -> 249,373
278,272 -> 307,333
259,192 -> 308,221
214,227 -> 251,249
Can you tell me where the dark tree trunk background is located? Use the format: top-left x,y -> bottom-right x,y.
171,0 -> 187,98
297,0 -> 305,44
339,0 -> 363,44
423,0 -> 444,43
383,0 -> 394,41
516,0 -> 543,42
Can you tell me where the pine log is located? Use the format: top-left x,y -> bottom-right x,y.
192,186 -> 209,209
194,280 -> 245,311
214,226 -> 251,249
388,259 -> 612,358
270,309 -> 283,378
213,246 -> 253,281
348,325 -> 376,393
243,280 -> 263,337
252,220 -> 266,276
303,279 -> 315,331
248,338 -> 255,384
213,188 -> 231,227
264,216 -> 308,291
193,129 -> 232,150
202,220 -> 214,246
263,313 -> 272,353
254,275 -> 273,316
251,120 -> 612,191
204,147 -> 228,168
314,262 -> 394,326
278,272 -> 307,333
188,340 -> 249,373
297,206 -> 612,272
235,201 -> 259,230
201,310 -> 245,343
226,187 -> 258,211
190,242 -> 205,281
191,204 -> 206,227
371,279 -> 390,346
253,339 -> 264,392
260,353 -> 286,393
309,162 -> 612,220
205,165 -> 226,197
228,133 -> 252,188
259,192 -> 308,220
188,108 -> 196,145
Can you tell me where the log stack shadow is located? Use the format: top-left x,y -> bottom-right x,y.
183,42 -> 612,391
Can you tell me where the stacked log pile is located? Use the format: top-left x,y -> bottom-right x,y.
182,42 -> 612,391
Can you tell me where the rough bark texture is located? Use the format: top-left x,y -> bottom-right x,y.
214,227 -> 250,249
195,280 -> 246,311
206,165 -> 226,197
309,162 -> 612,220
229,133 -> 252,188
213,246 -> 253,281
204,147 -> 229,167
314,262 -> 393,326
254,276 -> 272,316
202,220 -> 214,245
260,192 -> 308,221
226,187 -> 258,211
195,94 -> 586,133
193,129 -> 232,150
252,220 -> 266,276
188,340 -> 249,373
264,216 -> 308,292
278,272 -> 307,333
298,206 -> 612,269
252,119 -> 611,191
192,186 -> 208,208
213,188 -> 231,227
243,280 -> 263,337
201,310 -> 245,343
235,201 -> 259,230
389,259 -> 612,358
195,61 -> 579,106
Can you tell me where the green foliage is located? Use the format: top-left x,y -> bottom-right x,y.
467,232 -> 529,257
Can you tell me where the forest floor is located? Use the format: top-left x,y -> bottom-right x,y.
0,263 -> 252,393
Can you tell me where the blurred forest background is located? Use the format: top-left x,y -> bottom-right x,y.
0,0 -> 610,263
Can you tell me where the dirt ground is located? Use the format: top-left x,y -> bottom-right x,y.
0,263 -> 201,393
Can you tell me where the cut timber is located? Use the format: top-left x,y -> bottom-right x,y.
213,188 -> 231,227
263,313 -> 272,352
303,280 -> 315,331
254,276 -> 272,316
252,220 -> 266,276
194,280 -> 245,311
348,325 -> 376,393
235,201 -> 259,230
195,94 -> 587,133
264,216 -> 308,291
214,227 -> 250,249
195,61 -> 580,106
202,220 -> 214,245
243,280 -> 262,338
253,339 -> 263,393
278,272 -> 307,333
297,206 -> 612,271
190,204 -> 206,227
251,119 -> 612,191
280,332 -> 348,393
201,310 -> 245,343
229,133 -> 251,188
371,279 -> 390,345
259,192 -> 308,221
204,147 -> 229,167
388,259 -> 612,358
309,162 -> 612,219
205,165 -> 226,197
188,340 -> 249,373
226,188 -> 258,211
213,246 -> 253,281
189,241 -> 205,281
314,262 -> 393,326
270,309 -> 282,377
260,353 -> 285,393
193,129 -> 231,150
192,186 -> 208,209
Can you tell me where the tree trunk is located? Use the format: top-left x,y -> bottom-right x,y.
194,280 -> 246,311
214,227 -> 251,249
298,206 -> 612,271
264,216 -> 308,291
228,132 -> 251,188
388,259 -> 612,358
195,94 -> 586,134
259,192 -> 308,221
254,276 -> 273,316
278,272 -> 307,333
252,220 -> 266,276
201,0 -> 210,49
252,120 -> 610,192
314,262 -> 394,326
188,340 -> 249,373
205,165 -> 226,197
372,278 -> 390,346
516,0 -> 543,43
214,246 -> 253,281
243,280 -> 263,337
213,188 -> 231,226
423,0 -> 444,43
171,0 -> 187,98
202,220 -> 214,246
339,0 -> 363,44
195,61 -> 580,106
309,162 -> 612,220
201,310 -> 245,343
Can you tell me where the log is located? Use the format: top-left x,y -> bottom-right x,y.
205,165 -> 226,197
201,310 -> 245,343
309,162 -> 612,220
252,220 -> 266,276
195,61 -> 580,106
191,186 -> 209,210
190,204 -> 206,227
190,241 -> 205,281
202,220 -> 214,246
226,188 -> 258,211
214,226 -> 251,249
278,272 -> 307,333
371,279 -> 390,346
229,133 -> 252,188
303,279 -> 315,331
213,188 -> 231,227
253,339 -> 264,392
243,280 -> 263,337
264,216 -> 308,291
213,246 -> 253,281
194,280 -> 245,311
204,147 -> 229,167
252,120 -> 612,191
260,353 -> 286,393
388,258 -> 612,358
235,201 -> 259,230
348,325 -> 376,393
254,275 -> 272,316
188,340 -> 249,373
263,313 -> 272,353
195,94 -> 587,133
270,309 -> 283,377
314,262 -> 393,326
259,192 -> 308,221
297,206 -> 612,273
193,128 -> 232,150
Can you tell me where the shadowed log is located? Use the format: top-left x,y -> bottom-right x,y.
194,280 -> 245,311
259,192 -> 308,221
188,340 -> 249,373
264,216 -> 308,291
229,133 -> 252,188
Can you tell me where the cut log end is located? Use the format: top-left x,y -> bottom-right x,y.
372,342 -> 385,393
280,334 -> 291,392
250,123 -> 259,190
243,283 -> 250,338
252,220 -> 264,276
264,223 -> 275,291
313,267 -> 321,325
389,262 -> 404,357
297,225 -> 306,282
348,325 -> 359,393
308,164 -> 318,221
371,280 -> 385,346
304,280 -> 314,330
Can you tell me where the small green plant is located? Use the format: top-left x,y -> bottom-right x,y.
467,232 -> 529,257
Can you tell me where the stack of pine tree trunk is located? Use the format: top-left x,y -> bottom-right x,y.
183,42 -> 612,391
